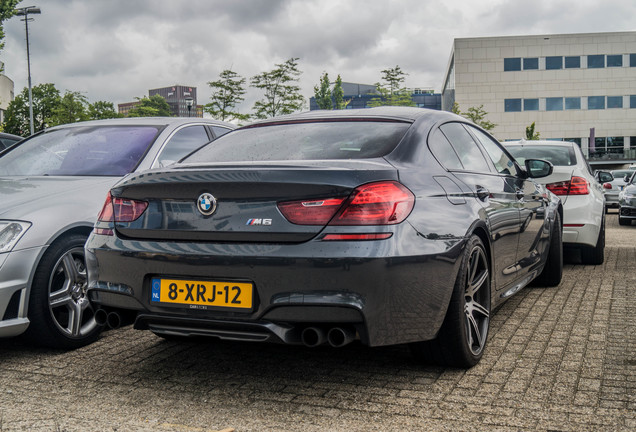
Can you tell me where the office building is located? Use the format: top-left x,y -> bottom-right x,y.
442,31 -> 636,166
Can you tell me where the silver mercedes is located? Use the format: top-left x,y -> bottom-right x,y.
0,117 -> 234,348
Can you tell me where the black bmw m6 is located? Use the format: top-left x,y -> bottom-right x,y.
86,107 -> 562,367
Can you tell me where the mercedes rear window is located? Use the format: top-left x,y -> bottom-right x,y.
0,126 -> 160,176
505,145 -> 577,166
184,121 -> 411,162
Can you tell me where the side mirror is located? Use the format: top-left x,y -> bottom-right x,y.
525,159 -> 553,179
625,175 -> 632,183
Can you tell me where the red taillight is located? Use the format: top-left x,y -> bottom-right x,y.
322,233 -> 393,241
546,176 -> 589,196
277,197 -> 347,225
97,193 -> 148,223
278,181 -> 415,226
602,183 -> 612,189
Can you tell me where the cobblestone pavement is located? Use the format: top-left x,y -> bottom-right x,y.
1,214 -> 634,431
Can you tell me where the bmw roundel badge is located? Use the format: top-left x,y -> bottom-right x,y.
197,193 -> 217,216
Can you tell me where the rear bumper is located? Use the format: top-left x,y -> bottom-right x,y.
562,195 -> 604,247
85,224 -> 465,347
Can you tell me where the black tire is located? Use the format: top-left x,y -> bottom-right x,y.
581,219 -> 605,265
410,235 -> 491,368
532,211 -> 563,287
24,233 -> 102,349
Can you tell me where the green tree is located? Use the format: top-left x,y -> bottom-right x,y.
0,0 -> 19,54
461,104 -> 496,131
451,101 -> 461,115
368,66 -> 415,107
251,57 -> 305,119
332,75 -> 350,110
313,72 -> 332,110
525,121 -> 540,140
204,69 -> 249,122
127,94 -> 171,117
88,101 -> 121,120
49,91 -> 89,126
2,83 -> 61,136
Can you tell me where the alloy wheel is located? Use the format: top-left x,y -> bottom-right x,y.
464,245 -> 490,356
48,246 -> 98,338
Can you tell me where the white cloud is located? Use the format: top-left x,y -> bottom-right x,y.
1,0 -> 634,116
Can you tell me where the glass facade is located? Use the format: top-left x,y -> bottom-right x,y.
565,97 -> 581,110
631,95 -> 636,108
588,55 -> 605,68
523,99 -> 539,111
565,56 -> 580,68
631,54 -> 636,67
607,54 -> 623,67
588,96 -> 605,109
546,56 -> 563,70
504,58 -> 521,71
523,58 -> 538,70
607,96 -> 623,108
504,99 -> 522,112
546,97 -> 563,111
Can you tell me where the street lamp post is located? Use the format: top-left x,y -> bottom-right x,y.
184,97 -> 193,117
15,6 -> 41,136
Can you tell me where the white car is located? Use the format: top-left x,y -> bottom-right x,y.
505,140 -> 605,264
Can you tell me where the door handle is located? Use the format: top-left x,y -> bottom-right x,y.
476,186 -> 490,201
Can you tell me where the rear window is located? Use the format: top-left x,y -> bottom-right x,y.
0,126 -> 160,176
185,121 -> 411,162
505,145 -> 577,166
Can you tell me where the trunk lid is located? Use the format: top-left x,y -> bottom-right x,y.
111,160 -> 399,243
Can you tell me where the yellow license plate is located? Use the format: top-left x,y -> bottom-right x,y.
150,278 -> 253,309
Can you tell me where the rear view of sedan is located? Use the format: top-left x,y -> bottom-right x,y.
505,140 -> 605,265
86,108 -> 562,367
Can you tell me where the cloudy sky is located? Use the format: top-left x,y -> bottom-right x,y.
1,0 -> 635,115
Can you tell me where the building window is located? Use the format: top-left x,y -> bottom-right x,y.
607,96 -> 623,108
565,138 -> 582,147
546,56 -> 563,70
588,96 -> 605,110
504,99 -> 522,112
504,58 -> 521,71
523,58 -> 538,70
606,55 -> 623,67
565,97 -> 581,110
630,95 -> 636,108
546,97 -> 563,111
565,56 -> 580,68
607,137 -> 624,155
523,99 -> 539,111
587,55 -> 605,68
631,137 -> 636,149
631,54 -> 636,67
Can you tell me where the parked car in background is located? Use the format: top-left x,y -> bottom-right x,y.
0,117 -> 235,348
505,140 -> 605,265
0,132 -> 22,152
86,107 -> 562,368
618,172 -> 636,226
598,169 -> 635,212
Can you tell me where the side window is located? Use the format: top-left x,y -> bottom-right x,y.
211,126 -> 232,138
439,123 -> 492,173
428,129 -> 463,170
156,125 -> 210,167
468,126 -> 519,176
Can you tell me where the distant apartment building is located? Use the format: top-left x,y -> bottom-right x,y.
118,84 -> 203,118
442,31 -> 636,166
149,85 -> 201,118
117,101 -> 140,116
309,81 -> 441,111
0,64 -> 14,124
